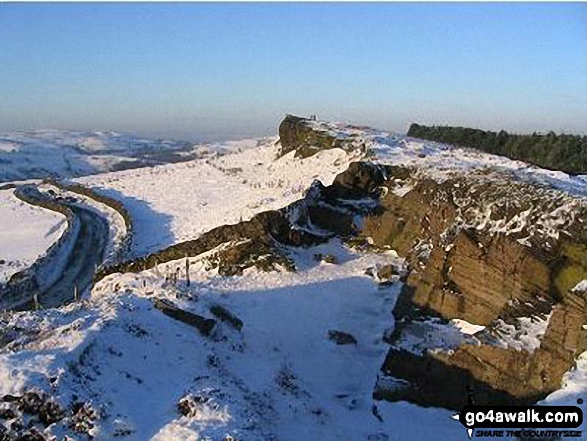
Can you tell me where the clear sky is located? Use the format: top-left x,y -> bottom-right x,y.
0,3 -> 585,141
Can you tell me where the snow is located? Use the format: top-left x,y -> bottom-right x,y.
0,189 -> 67,283
79,138 -> 358,256
541,351 -> 587,435
0,239 -> 468,440
572,280 -> 587,293
2,119 -> 587,440
0,129 -> 192,183
394,317 -> 481,356
489,313 -> 552,353
450,319 -> 485,335
455,192 -> 583,242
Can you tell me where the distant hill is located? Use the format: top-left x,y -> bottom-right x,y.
0,130 -> 196,183
407,123 -> 587,175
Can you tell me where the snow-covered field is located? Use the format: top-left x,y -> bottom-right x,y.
0,240 -> 469,440
80,138 -> 359,256
1,121 -> 587,440
0,129 -> 192,183
0,189 -> 67,283
307,119 -> 587,198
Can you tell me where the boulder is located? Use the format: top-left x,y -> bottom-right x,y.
210,305 -> 244,331
153,299 -> 216,337
328,330 -> 357,345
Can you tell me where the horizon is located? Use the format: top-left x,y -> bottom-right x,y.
0,3 -> 586,142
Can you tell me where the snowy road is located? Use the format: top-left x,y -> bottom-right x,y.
34,203 -> 109,308
11,192 -> 110,311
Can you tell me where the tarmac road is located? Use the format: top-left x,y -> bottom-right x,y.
33,203 -> 109,309
9,190 -> 110,311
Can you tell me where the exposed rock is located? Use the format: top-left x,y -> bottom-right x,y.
178,397 -> 196,418
328,330 -> 357,345
9,420 -> 22,434
376,265 -> 399,283
306,206 -> 356,236
206,239 -> 293,277
278,115 -> 363,158
0,390 -> 70,440
360,166 -> 587,408
327,161 -> 386,199
153,298 -> 216,337
313,254 -> 337,264
177,394 -> 208,418
18,392 -> 43,416
275,365 -> 303,395
0,406 -> 16,422
68,402 -> 97,435
210,305 -> 244,331
21,393 -> 63,427
38,400 -> 63,427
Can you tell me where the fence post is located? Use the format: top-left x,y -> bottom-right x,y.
185,256 -> 191,287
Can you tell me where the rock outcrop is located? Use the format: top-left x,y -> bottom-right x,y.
153,298 -> 216,336
361,166 -> 587,409
97,115 -> 587,411
278,114 -> 366,158
274,115 -> 587,408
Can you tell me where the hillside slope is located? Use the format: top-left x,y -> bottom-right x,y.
0,130 -> 195,183
0,189 -> 67,284
0,115 -> 586,440
407,123 -> 587,175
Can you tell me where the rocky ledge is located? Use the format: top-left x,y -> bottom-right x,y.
100,115 -> 587,411
279,115 -> 587,410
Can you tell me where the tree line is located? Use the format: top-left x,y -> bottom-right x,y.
407,123 -> 587,175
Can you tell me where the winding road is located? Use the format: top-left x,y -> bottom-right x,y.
6,187 -> 110,311
32,203 -> 109,309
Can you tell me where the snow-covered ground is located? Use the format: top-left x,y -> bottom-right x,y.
0,240 -> 468,440
1,120 -> 587,440
307,119 -> 587,198
80,138 -> 359,256
0,129 -> 192,183
0,189 -> 67,284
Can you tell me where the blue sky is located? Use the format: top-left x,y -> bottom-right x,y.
0,3 -> 585,141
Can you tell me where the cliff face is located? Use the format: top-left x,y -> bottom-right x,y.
362,167 -> 587,408
278,115 -> 365,158
363,173 -> 586,321
278,115 -> 587,409
96,115 -> 587,411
